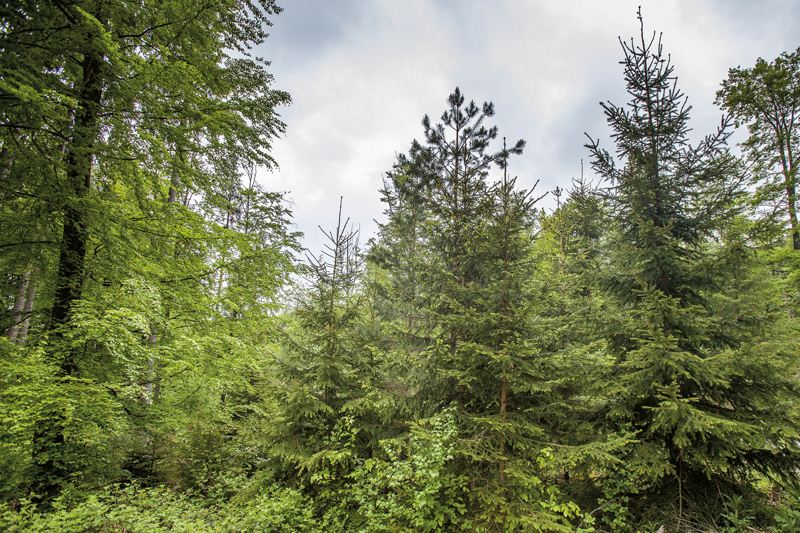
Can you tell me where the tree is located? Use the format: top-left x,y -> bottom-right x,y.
717,47 -> 800,249
369,152 -> 433,339
586,11 -> 800,527
0,0 -> 291,501
371,91 -> 591,530
269,201 -> 373,481
412,88 -> 525,291
1,0 -> 288,352
409,89 -> 525,410
532,177 -> 613,460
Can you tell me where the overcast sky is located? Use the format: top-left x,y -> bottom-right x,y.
252,0 -> 800,254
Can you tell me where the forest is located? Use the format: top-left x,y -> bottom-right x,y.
2,1 -> 800,532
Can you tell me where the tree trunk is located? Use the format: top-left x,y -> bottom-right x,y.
787,181 -> 799,250
50,49 -> 104,361
15,270 -> 37,344
7,270 -> 30,343
499,373 -> 508,484
35,44 -> 104,504
145,327 -> 159,404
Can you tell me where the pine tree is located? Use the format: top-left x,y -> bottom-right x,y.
373,91 -> 588,529
411,88 -> 524,405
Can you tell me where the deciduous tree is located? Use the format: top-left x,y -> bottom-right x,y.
718,47 -> 800,249
0,0 -> 292,501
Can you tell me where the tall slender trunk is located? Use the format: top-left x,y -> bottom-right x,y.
0,146 -> 9,174
148,150 -> 182,405
498,144 -> 510,485
499,374 -> 508,484
145,327 -> 159,404
35,42 -> 105,503
168,156 -> 180,204
776,124 -> 799,250
785,176 -> 799,250
50,50 -> 104,359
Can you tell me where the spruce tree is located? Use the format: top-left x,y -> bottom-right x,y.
269,200 -> 389,488
369,152 -> 433,342
586,10 -> 800,527
532,178 -> 611,460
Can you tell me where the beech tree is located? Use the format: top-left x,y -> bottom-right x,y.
0,0 -> 292,501
717,47 -> 800,249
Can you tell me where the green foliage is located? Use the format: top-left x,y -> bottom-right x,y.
0,0 -> 300,502
585,9 -> 800,528
366,89 -> 602,532
320,410 -> 468,532
4,3 -> 800,530
717,46 -> 800,249
0,340 -> 129,501
0,484 -> 321,533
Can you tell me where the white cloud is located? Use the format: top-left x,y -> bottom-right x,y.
256,0 -> 800,253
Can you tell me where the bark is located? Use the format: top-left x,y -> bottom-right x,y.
15,270 -> 37,344
788,183 -> 799,250
145,328 -> 158,404
499,373 -> 508,484
35,43 -> 105,504
50,49 -> 104,372
7,270 -> 30,342
0,146 -> 11,183
149,153 -> 182,403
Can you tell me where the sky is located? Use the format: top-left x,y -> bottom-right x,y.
252,0 -> 800,255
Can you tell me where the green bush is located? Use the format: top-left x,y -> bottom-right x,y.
0,484 -> 322,533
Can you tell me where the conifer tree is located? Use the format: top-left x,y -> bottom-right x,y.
376,91 -> 588,530
270,200 -> 386,486
411,89 -> 525,404
412,88 -> 525,292
586,11 -> 800,526
532,178 -> 609,453
369,152 -> 432,340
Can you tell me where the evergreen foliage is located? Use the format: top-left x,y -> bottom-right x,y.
271,201 -> 372,475
585,10 -> 800,527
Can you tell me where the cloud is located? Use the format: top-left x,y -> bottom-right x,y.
256,0 -> 800,254
265,0 -> 459,251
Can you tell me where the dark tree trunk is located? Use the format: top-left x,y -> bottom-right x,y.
50,50 -> 103,369
34,47 -> 104,505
